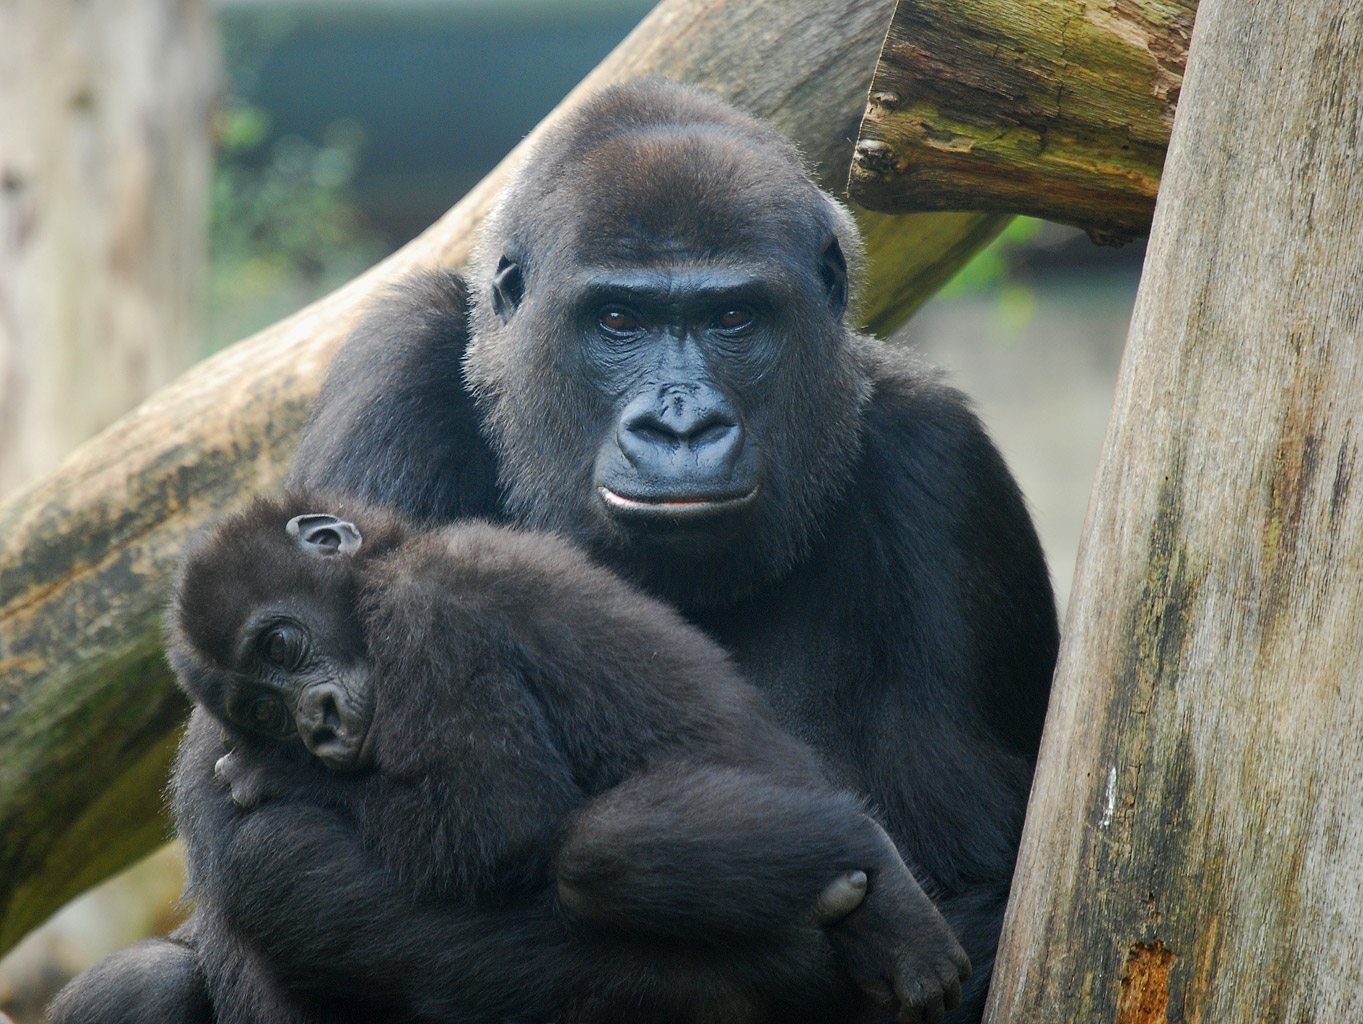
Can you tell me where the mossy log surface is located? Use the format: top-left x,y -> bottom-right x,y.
985,0 -> 1363,1019
849,0 -> 1197,242
0,0 -> 1014,953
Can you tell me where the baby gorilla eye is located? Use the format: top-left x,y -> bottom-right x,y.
261,625 -> 305,670
598,307 -> 643,335
249,697 -> 292,737
266,632 -> 288,664
714,307 -> 754,331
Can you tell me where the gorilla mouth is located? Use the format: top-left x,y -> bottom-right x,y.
303,722 -> 373,772
598,485 -> 759,521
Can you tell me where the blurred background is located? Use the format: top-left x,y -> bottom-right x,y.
0,0 -> 1142,1017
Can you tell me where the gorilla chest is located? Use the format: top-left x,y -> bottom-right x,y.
699,600 -> 879,792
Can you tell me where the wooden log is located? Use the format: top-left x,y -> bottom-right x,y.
0,0 -> 1011,953
985,0 -> 1363,1020
848,0 -> 1197,242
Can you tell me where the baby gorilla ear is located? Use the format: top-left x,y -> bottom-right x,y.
286,513 -> 363,556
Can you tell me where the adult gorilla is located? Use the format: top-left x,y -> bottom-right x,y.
290,77 -> 1058,1020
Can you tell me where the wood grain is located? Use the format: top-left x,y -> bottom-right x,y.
0,0 -> 215,496
849,0 -> 1197,241
986,0 -> 1363,1018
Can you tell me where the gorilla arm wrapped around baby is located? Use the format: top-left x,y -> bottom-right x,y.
52,496 -> 967,1024
175,726 -> 946,1024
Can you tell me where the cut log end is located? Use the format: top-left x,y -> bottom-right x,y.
849,0 -> 1198,238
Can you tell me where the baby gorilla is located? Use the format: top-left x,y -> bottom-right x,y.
51,496 -> 969,1024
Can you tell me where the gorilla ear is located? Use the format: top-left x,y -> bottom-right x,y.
819,237 -> 849,320
286,514 -> 363,557
491,252 -> 525,322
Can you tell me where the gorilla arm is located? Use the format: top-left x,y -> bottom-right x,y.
556,761 -> 971,1023
44,935 -> 211,1024
199,782 -> 857,1024
285,272 -> 500,523
188,743 -> 965,1024
172,712 -> 844,1023
173,716 -> 575,1020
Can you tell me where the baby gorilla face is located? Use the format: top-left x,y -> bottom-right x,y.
172,510 -> 378,774
224,601 -> 374,771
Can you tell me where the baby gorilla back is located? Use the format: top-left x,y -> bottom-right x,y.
53,496 -> 969,1024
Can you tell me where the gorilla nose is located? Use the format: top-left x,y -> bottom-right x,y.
296,682 -> 370,771
618,388 -> 743,479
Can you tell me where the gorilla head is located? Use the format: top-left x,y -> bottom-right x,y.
466,78 -> 871,607
168,506 -> 405,773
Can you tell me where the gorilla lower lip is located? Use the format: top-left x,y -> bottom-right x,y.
599,486 -> 758,519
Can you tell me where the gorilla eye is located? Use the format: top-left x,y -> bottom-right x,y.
599,307 -> 643,336
249,698 -> 292,737
261,626 -> 305,670
714,307 -> 754,332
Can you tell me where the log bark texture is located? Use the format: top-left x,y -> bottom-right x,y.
985,0 -> 1363,1020
848,0 -> 1197,242
0,0 -> 216,499
0,0 -> 1012,953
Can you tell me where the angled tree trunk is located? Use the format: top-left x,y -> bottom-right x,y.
986,0 -> 1363,1020
849,0 -> 1197,242
0,0 -> 1012,954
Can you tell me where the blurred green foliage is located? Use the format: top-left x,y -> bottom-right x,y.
203,4 -> 1045,356
937,216 -> 1042,341
206,15 -> 388,353
939,216 -> 1043,297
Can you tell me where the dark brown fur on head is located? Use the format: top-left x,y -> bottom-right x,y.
167,495 -> 408,742
499,79 -> 860,278
466,78 -> 871,609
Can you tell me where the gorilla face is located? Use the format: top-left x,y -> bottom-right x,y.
170,510 -> 376,771
217,597 -> 373,771
467,80 -> 872,608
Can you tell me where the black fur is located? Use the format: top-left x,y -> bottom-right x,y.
51,496 -> 969,1023
45,936 -> 211,1024
285,79 -> 1059,1020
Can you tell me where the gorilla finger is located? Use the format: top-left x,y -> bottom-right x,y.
811,869 -> 868,925
899,989 -> 946,1024
894,971 -> 948,1024
942,972 -> 963,1012
954,945 -> 973,983
851,972 -> 898,1013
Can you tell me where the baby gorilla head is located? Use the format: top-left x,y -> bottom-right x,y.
169,499 -> 405,772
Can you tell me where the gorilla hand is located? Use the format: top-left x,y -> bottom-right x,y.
810,869 -> 868,926
824,828 -> 970,1024
214,749 -> 270,810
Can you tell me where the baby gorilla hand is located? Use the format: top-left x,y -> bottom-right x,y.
823,835 -> 970,1024
214,749 -> 271,810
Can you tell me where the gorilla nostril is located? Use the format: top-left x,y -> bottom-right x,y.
625,409 -> 736,448
321,693 -> 342,734
631,422 -> 681,448
690,422 -> 735,448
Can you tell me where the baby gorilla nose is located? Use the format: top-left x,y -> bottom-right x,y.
295,681 -> 370,770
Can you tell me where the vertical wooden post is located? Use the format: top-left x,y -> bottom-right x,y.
986,0 -> 1363,1020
